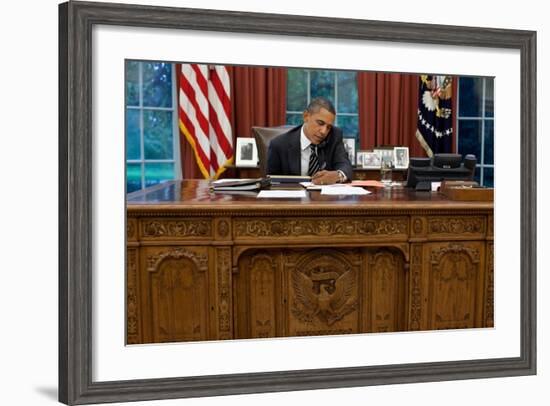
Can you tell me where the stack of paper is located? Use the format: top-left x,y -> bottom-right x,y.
257,190 -> 307,198
320,186 -> 370,195
210,178 -> 271,191
299,182 -> 371,195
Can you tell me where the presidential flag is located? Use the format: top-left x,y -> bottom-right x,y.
415,75 -> 453,157
178,64 -> 233,179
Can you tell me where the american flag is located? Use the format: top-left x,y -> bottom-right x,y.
178,64 -> 233,179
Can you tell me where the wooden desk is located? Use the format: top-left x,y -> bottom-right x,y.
127,180 -> 493,344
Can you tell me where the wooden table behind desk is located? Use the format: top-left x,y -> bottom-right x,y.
126,180 -> 494,344
226,165 -> 407,181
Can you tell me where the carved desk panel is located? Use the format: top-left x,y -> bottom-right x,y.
127,180 -> 494,344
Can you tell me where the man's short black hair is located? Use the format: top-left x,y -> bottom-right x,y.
306,97 -> 336,115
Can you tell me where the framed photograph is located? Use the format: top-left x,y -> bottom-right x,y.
343,138 -> 356,165
393,146 -> 409,169
374,147 -> 394,166
235,137 -> 259,167
362,151 -> 382,169
355,150 -> 367,167
59,1 -> 536,405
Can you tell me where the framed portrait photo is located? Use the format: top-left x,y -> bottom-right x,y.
59,1 -> 536,405
393,146 -> 409,169
343,138 -> 356,165
235,137 -> 259,167
355,150 -> 367,167
374,147 -> 394,166
362,151 -> 382,169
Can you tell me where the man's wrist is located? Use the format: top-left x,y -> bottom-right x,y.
337,170 -> 346,183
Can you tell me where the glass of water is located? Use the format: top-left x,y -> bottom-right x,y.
380,159 -> 393,186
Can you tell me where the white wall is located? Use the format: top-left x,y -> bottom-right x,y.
0,0 -> 546,405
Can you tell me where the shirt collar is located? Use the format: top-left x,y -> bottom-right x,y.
300,126 -> 313,151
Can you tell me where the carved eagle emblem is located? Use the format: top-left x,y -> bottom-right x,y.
291,268 -> 357,325
420,75 -> 452,120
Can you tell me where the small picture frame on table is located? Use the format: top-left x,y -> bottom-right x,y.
374,147 -> 394,166
235,137 -> 258,167
342,138 -> 356,165
355,150 -> 367,167
361,151 -> 382,169
393,146 -> 410,169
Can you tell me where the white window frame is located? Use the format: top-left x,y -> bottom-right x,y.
126,62 -> 181,192
455,77 -> 494,186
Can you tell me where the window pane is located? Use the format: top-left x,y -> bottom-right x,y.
125,60 -> 140,106
483,167 -> 494,188
337,71 -> 358,113
145,163 -> 174,187
458,119 -> 482,163
126,108 -> 141,160
484,120 -> 494,165
459,77 -> 483,117
287,69 -> 308,112
485,78 -> 494,118
144,110 -> 173,159
127,163 -> 142,193
286,113 -> 303,126
337,115 -> 359,139
143,62 -> 172,108
310,70 -> 335,102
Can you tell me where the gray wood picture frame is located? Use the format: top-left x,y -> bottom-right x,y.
59,1 -> 537,404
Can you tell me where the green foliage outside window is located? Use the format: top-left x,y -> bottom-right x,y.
125,61 -> 176,193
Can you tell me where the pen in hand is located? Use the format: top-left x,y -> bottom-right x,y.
311,162 -> 327,180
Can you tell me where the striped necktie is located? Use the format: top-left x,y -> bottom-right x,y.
308,144 -> 320,176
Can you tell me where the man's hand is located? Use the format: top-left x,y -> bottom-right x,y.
311,170 -> 340,185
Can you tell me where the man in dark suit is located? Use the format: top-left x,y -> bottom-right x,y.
267,97 -> 353,185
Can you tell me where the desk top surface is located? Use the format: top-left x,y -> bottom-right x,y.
127,180 -> 493,214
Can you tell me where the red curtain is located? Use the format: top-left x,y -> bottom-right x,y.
358,72 -> 424,157
179,65 -> 287,178
229,66 -> 287,137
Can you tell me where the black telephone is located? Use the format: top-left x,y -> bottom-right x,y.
315,130 -> 334,171
406,153 -> 477,191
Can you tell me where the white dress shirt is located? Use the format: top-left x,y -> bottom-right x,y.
299,126 -> 314,176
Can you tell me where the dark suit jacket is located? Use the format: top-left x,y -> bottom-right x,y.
266,125 -> 353,180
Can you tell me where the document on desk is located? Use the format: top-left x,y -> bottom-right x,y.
300,182 -> 348,191
321,186 -> 371,195
257,190 -> 307,198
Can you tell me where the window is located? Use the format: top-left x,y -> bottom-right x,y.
286,68 -> 359,147
456,77 -> 494,187
125,61 -> 180,193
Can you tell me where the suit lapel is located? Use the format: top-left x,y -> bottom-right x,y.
287,127 -> 302,175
